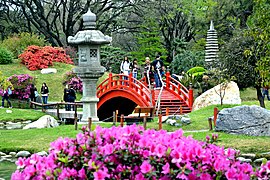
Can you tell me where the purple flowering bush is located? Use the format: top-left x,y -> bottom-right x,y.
7,74 -> 35,99
63,71 -> 82,93
12,125 -> 260,180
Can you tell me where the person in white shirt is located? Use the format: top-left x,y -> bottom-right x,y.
120,56 -> 130,81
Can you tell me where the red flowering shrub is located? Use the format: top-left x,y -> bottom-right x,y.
19,45 -> 73,71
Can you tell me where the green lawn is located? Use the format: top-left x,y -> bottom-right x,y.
0,60 -> 269,155
0,108 -> 45,122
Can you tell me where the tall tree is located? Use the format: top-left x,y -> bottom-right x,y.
3,0 -> 147,46
245,0 -> 270,108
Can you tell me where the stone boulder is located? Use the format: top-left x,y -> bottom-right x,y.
23,115 -> 59,129
193,81 -> 241,111
215,105 -> 270,136
41,68 -> 57,74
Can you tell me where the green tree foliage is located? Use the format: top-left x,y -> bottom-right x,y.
244,0 -> 270,107
220,30 -> 256,89
0,32 -> 48,58
171,50 -> 204,74
100,45 -> 128,74
0,47 -> 13,64
131,18 -> 167,64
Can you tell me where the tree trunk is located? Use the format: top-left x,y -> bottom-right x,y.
256,86 -> 265,108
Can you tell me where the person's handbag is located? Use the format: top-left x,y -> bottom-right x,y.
34,91 -> 39,98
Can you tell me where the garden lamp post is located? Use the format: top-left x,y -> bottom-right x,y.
68,9 -> 111,122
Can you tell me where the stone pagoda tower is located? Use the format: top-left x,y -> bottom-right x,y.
68,9 -> 111,122
205,21 -> 219,68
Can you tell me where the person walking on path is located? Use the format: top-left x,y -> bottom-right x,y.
151,55 -> 164,89
41,83 -> 49,108
1,85 -> 12,108
30,84 -> 38,109
67,85 -> 76,111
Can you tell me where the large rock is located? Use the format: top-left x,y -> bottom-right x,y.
41,68 -> 57,74
215,105 -> 270,136
23,115 -> 59,129
193,81 -> 241,111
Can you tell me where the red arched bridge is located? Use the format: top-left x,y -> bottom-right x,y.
97,72 -> 193,121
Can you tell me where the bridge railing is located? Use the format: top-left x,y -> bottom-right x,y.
97,73 -> 155,106
164,71 -> 193,108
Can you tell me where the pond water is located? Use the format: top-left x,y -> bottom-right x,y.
0,161 -> 17,179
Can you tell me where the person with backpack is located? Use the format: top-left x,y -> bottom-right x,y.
1,85 -> 13,108
151,54 -> 164,88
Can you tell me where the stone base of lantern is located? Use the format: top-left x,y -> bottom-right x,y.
79,97 -> 100,123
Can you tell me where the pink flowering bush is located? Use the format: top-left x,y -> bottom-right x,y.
12,125 -> 258,180
7,74 -> 35,99
256,161 -> 270,179
63,71 -> 82,93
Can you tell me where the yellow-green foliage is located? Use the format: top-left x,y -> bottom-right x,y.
0,71 -> 12,90
0,32 -> 49,58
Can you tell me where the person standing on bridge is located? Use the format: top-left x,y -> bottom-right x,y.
151,55 -> 164,89
130,59 -> 138,80
120,56 -> 130,85
144,57 -> 153,87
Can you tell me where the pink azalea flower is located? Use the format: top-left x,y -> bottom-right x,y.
140,161 -> 152,174
155,144 -> 166,158
93,169 -> 109,180
161,163 -> 170,174
135,173 -> 146,180
78,168 -> 86,179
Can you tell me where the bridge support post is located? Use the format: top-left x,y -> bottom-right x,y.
188,88 -> 194,109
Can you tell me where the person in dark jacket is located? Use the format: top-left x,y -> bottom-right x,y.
63,85 -> 69,110
67,85 -> 76,111
30,84 -> 37,109
151,55 -> 164,88
41,83 -> 49,108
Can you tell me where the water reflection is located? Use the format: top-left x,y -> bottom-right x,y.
0,161 -> 16,179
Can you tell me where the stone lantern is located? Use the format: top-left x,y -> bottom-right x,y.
68,9 -> 111,122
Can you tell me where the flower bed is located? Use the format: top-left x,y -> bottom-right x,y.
11,125 -> 269,179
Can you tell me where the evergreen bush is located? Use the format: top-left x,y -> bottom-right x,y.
0,47 -> 13,64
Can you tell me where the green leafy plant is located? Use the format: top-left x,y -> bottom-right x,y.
171,50 -> 204,74
0,47 -> 13,64
0,32 -> 48,58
